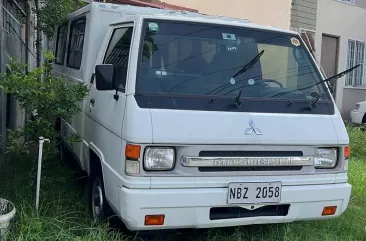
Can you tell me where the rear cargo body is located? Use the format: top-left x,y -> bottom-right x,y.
55,2 -> 351,231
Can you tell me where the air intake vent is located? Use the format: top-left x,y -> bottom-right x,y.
210,205 -> 290,220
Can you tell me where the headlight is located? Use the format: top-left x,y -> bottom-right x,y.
356,104 -> 360,110
144,147 -> 175,171
314,148 -> 337,169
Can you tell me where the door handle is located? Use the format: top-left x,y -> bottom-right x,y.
90,73 -> 95,84
89,99 -> 95,110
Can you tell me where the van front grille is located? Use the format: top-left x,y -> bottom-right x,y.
199,151 -> 303,157
196,151 -> 304,172
198,166 -> 302,172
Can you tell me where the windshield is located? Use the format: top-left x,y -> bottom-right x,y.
136,20 -> 333,115
138,20 -> 329,99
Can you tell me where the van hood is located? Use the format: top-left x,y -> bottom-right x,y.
150,109 -> 344,145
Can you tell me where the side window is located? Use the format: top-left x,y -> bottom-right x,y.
55,23 -> 68,65
67,17 -> 86,69
103,27 -> 134,91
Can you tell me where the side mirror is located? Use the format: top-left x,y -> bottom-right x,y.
95,64 -> 114,90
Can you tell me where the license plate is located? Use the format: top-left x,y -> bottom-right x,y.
227,182 -> 282,204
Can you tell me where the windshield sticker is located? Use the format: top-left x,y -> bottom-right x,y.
222,33 -> 237,41
248,79 -> 255,86
148,22 -> 159,32
291,37 -> 300,46
230,78 -> 236,85
227,46 -> 237,52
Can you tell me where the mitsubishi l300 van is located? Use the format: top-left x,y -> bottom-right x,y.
54,2 -> 352,231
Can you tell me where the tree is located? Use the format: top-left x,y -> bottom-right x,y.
33,0 -> 85,66
37,0 -> 85,38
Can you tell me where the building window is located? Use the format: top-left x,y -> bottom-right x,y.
337,0 -> 355,5
2,1 -> 22,38
346,40 -> 365,86
55,23 -> 68,65
67,17 -> 86,69
2,0 -> 10,32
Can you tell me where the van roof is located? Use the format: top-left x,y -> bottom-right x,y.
69,2 -> 298,35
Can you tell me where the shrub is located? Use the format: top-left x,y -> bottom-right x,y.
0,52 -> 88,158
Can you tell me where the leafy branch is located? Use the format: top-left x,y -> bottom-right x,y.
36,0 -> 86,38
0,52 -> 89,158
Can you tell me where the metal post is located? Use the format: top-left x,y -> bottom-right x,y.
0,2 -> 5,168
35,0 -> 41,67
35,136 -> 49,213
25,0 -> 30,72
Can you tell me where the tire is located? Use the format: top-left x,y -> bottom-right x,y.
57,138 -> 66,166
56,118 -> 66,165
89,171 -> 111,223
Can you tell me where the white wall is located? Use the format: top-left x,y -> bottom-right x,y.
163,0 -> 293,29
315,0 -> 366,113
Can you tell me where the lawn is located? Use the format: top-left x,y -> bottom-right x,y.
0,125 -> 365,241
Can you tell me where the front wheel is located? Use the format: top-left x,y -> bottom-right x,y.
90,174 -> 110,223
57,138 -> 65,165
362,114 -> 366,124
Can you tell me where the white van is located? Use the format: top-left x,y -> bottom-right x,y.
53,2 -> 352,231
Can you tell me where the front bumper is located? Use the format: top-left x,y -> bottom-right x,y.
351,110 -> 364,124
118,183 -> 351,231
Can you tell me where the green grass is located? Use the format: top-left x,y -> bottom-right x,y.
0,154 -> 129,241
0,126 -> 366,240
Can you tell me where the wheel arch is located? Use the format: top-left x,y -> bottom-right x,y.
88,143 -> 106,178
362,113 -> 366,124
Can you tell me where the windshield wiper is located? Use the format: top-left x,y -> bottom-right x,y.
309,64 -> 361,108
233,50 -> 265,107
266,64 -> 361,103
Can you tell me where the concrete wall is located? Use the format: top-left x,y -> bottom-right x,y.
163,0 -> 293,29
355,0 -> 366,9
291,0 -> 318,31
0,0 -> 34,167
315,0 -> 366,120
1,1 -> 25,166
1,2 -> 27,131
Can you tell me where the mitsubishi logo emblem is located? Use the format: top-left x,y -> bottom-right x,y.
245,119 -> 263,135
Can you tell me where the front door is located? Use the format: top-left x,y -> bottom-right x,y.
321,34 -> 339,97
84,23 -> 135,210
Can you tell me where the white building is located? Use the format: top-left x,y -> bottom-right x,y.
315,0 -> 366,120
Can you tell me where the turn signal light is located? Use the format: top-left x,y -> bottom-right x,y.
322,206 -> 337,216
125,144 -> 141,159
344,146 -> 350,159
144,215 -> 165,226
